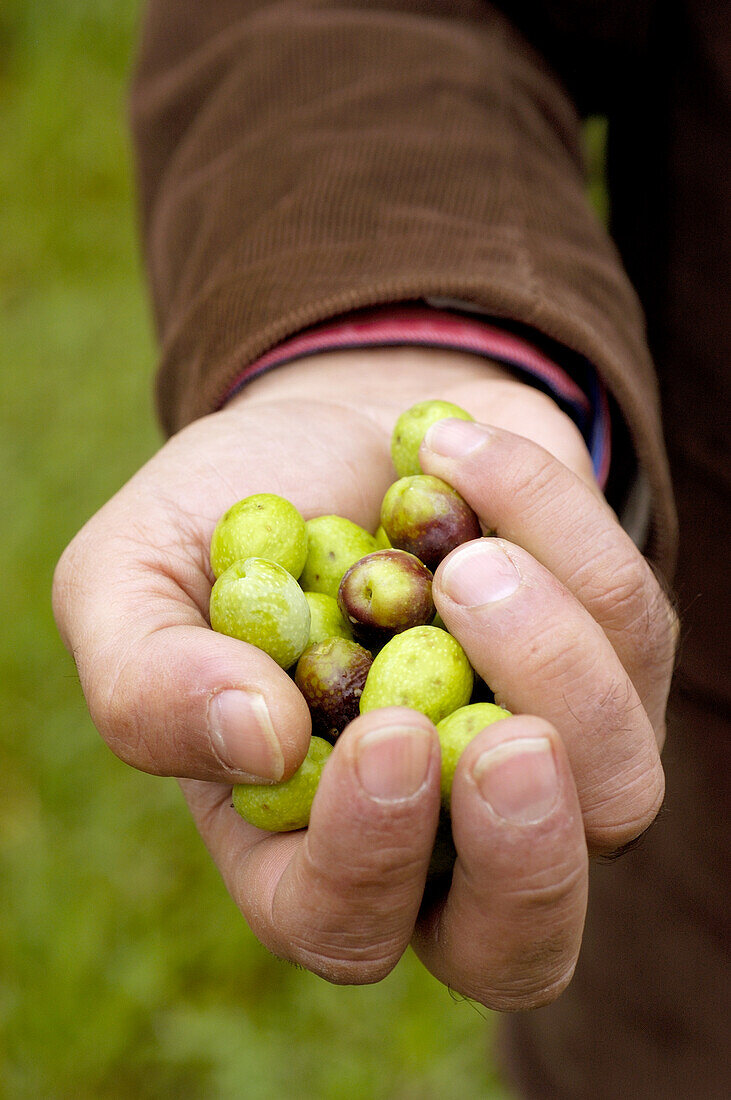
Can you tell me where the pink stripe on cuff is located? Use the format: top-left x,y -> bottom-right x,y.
218,305 -> 591,414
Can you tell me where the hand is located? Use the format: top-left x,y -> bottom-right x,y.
53,346 -> 676,1008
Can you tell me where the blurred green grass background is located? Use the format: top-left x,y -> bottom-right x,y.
0,3 -> 519,1096
1,4 -> 609,1093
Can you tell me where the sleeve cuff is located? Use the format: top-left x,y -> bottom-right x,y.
218,303 -> 612,490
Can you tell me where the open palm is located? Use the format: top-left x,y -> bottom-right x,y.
54,349 -> 674,1007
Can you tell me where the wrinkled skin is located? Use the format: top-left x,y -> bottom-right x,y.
53,347 -> 676,1008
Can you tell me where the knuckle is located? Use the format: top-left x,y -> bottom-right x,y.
507,447 -> 566,516
89,650 -> 156,771
354,841 -> 428,886
580,674 -> 639,732
520,629 -> 632,728
522,623 -> 645,738
52,532 -> 157,770
597,556 -> 649,625
525,626 -> 586,688
51,531 -> 90,641
589,554 -> 677,673
308,834 -> 428,894
505,860 -> 587,912
586,764 -> 665,855
598,813 -> 665,861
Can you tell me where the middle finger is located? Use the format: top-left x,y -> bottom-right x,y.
182,707 -> 441,984
433,537 -> 665,853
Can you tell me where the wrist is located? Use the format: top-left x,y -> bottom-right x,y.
234,345 -> 512,431
218,303 -> 607,488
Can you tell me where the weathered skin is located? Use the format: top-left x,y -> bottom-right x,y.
232,736 -> 333,831
380,475 -> 481,570
299,515 -> 377,599
359,625 -> 473,725
338,549 -> 434,645
209,493 -> 307,579
209,557 -> 311,669
295,637 -> 373,741
390,399 -> 473,478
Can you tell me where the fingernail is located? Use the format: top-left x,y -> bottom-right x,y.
424,418 -> 491,457
441,540 -> 520,606
208,690 -> 285,780
356,726 -> 432,801
473,737 -> 559,824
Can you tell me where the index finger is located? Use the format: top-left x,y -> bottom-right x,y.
421,419 -> 677,741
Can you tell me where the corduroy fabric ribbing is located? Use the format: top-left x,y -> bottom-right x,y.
127,6 -> 731,1099
129,0 -> 676,576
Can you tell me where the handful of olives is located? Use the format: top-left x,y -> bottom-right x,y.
208,400 -> 510,837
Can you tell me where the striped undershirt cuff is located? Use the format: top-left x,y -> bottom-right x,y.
219,304 -> 611,489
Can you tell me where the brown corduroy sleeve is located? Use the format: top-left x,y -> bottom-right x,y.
129,0 -> 676,576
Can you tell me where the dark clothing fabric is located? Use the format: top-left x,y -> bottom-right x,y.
129,3 -> 730,1095
129,0 -> 677,572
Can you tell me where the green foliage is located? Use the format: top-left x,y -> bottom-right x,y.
0,3 -> 518,1095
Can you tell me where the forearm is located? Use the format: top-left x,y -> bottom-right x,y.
130,0 -> 675,574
